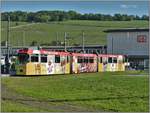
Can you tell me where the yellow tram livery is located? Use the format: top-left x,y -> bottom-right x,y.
14,48 -> 126,75
16,48 -> 71,75
98,54 -> 125,72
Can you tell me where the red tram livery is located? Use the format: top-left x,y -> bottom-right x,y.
71,53 -> 97,73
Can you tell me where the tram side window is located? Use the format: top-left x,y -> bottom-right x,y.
67,56 -> 70,63
123,57 -> 127,63
31,54 -> 39,62
18,53 -> 29,64
84,57 -> 89,63
113,57 -> 117,63
55,55 -> 60,63
89,57 -> 94,63
118,59 -> 123,63
118,57 -> 123,63
99,57 -> 102,63
108,57 -> 113,63
77,56 -> 83,63
41,54 -> 47,63
103,57 -> 108,63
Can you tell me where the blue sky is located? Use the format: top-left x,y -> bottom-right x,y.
1,1 -> 149,16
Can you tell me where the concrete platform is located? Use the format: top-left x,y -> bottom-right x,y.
1,74 -> 10,77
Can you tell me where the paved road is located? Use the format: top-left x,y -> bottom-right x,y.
1,74 -> 10,77
10,23 -> 39,29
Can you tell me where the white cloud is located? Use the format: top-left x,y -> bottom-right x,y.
120,4 -> 137,9
120,5 -> 127,8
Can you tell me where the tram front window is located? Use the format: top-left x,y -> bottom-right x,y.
18,53 -> 29,64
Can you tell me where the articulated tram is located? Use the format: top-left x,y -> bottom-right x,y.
13,48 -> 126,75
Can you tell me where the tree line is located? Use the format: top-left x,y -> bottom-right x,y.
2,10 -> 149,22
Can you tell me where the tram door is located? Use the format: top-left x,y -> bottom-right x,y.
65,55 -> 71,74
70,55 -> 73,74
98,56 -> 108,72
117,55 -> 125,71
98,57 -> 103,72
108,57 -> 117,72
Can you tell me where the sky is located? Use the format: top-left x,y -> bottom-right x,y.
1,1 -> 149,16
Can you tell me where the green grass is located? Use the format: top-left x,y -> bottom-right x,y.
1,100 -> 44,112
1,21 -> 28,29
1,71 -> 149,112
1,20 -> 148,46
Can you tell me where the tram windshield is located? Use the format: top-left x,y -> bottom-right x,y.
18,53 -> 29,64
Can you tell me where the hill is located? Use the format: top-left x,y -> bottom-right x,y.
1,20 -> 148,46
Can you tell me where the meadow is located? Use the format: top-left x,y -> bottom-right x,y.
1,20 -> 149,112
1,20 -> 148,46
1,71 -> 149,112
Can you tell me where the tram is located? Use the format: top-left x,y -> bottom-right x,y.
14,48 -> 126,75
15,48 -> 71,75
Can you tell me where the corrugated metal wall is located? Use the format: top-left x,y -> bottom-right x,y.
107,32 -> 149,56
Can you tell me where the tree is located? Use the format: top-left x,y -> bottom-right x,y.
129,15 -> 135,21
1,41 -> 7,46
135,15 -> 140,20
30,40 -> 38,46
113,14 -> 122,21
68,10 -> 78,19
27,12 -> 35,22
1,10 -> 149,22
141,15 -> 149,21
40,15 -> 49,22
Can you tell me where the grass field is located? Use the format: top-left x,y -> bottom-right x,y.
1,20 -> 148,46
1,21 -> 28,28
1,71 -> 149,112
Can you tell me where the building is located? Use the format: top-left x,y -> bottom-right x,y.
104,28 -> 149,69
42,45 -> 106,54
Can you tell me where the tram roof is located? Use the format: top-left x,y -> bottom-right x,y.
71,53 -> 97,57
98,54 -> 124,57
18,49 -> 70,55
40,49 -> 70,55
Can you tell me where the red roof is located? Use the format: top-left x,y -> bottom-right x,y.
18,49 -> 33,54
40,49 -> 71,56
18,49 -> 71,56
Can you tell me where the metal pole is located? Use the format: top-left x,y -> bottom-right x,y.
56,32 -> 58,46
64,32 -> 67,52
23,31 -> 25,47
5,15 -> 10,73
68,39 -> 69,47
6,16 -> 10,58
82,31 -> 85,53
17,40 -> 19,46
112,37 -> 113,54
